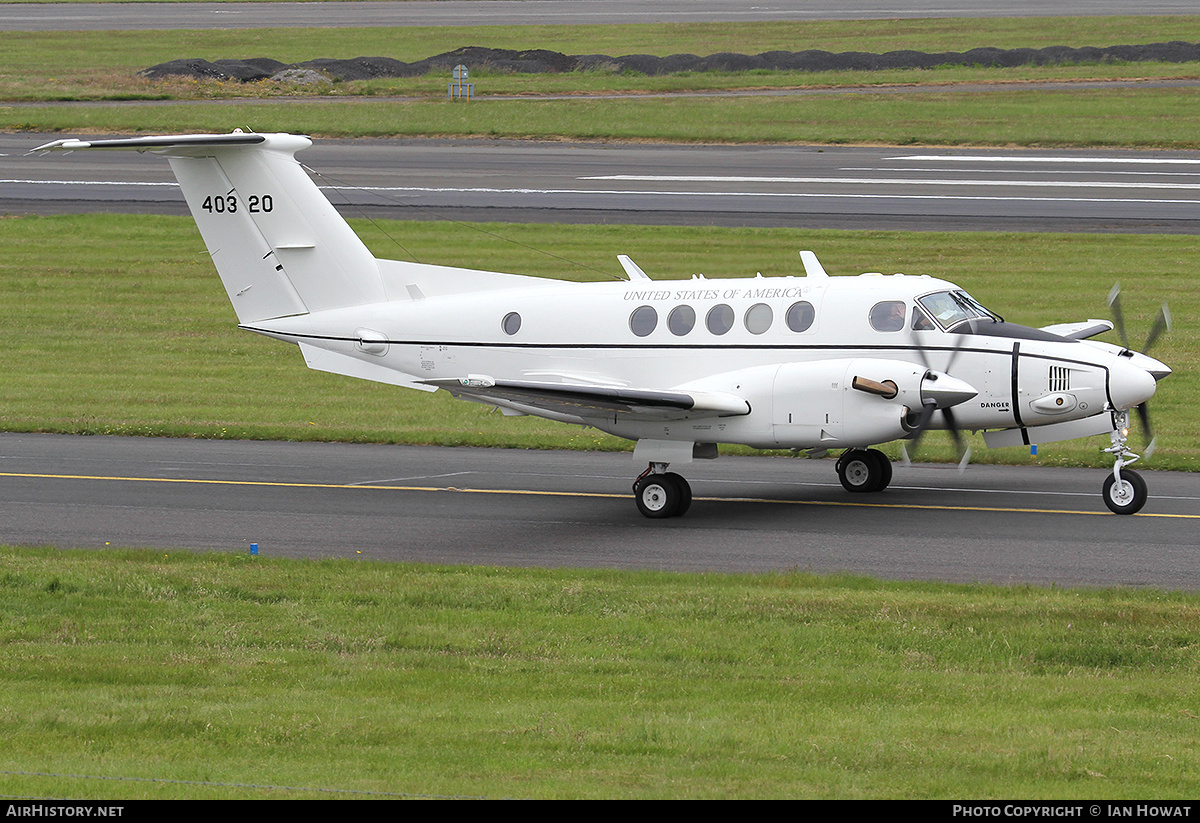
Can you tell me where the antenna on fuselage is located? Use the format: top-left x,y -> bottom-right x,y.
799,250 -> 829,279
617,255 -> 652,281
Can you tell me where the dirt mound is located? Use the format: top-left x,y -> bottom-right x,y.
141,42 -> 1200,82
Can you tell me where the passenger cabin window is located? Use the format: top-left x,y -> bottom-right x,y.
629,305 -> 658,337
744,303 -> 773,335
786,301 -> 815,333
870,301 -> 907,332
502,312 -> 522,335
706,304 -> 734,335
668,305 -> 696,336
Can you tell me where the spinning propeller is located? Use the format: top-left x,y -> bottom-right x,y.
903,319 -> 976,467
1107,283 -> 1171,455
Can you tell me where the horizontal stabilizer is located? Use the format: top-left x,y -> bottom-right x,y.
35,133 -> 269,154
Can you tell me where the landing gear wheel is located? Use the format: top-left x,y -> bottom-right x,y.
635,472 -> 691,518
1103,469 -> 1147,515
867,448 -> 893,492
837,449 -> 888,493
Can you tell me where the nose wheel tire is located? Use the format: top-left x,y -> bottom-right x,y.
1103,469 -> 1147,515
635,472 -> 692,518
837,449 -> 892,493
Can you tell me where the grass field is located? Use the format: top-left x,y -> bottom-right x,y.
4,17 -> 1200,101
3,17 -> 1200,146
3,547 -> 1199,799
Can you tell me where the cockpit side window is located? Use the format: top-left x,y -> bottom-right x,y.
911,307 -> 935,331
869,300 -> 907,332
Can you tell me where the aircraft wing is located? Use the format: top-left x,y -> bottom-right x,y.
421,377 -> 750,421
1039,319 -> 1114,340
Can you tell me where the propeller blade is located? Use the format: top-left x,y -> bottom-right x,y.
1136,403 -> 1154,448
904,404 -> 969,465
905,317 -> 974,466
1142,302 -> 1171,355
944,407 -> 969,464
937,317 -> 976,376
904,402 -> 937,462
1103,286 -> 1170,461
1107,282 -> 1130,350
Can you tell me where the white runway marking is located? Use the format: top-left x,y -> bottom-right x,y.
893,155 -> 1200,165
580,174 -> 1200,191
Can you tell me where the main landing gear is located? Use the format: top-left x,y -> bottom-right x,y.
836,448 -> 893,493
633,463 -> 692,518
1101,409 -> 1149,515
633,449 -> 896,518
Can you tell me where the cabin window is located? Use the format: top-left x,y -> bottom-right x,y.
668,305 -> 696,336
744,303 -> 773,335
706,304 -> 734,335
785,301 -> 815,333
502,312 -> 522,335
629,305 -> 658,337
869,301 -> 906,332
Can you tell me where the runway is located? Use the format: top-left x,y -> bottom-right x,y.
2,433 -> 1198,588
10,134 -> 1200,233
4,1 -> 1194,32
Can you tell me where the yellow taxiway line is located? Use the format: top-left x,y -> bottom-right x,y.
4,470 -> 1198,518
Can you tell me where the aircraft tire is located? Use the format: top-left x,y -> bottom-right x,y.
837,449 -> 886,493
867,448 -> 893,491
1103,470 -> 1148,515
667,472 -> 693,517
635,472 -> 690,518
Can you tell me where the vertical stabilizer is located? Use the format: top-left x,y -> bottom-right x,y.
36,132 -> 385,323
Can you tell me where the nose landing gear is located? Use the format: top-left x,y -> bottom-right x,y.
1101,410 -> 1148,515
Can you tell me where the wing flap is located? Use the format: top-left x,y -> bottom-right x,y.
422,377 -> 749,421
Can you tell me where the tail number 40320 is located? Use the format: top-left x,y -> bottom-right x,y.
201,194 -> 275,214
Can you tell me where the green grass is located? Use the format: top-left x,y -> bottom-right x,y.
1,214 -> 1194,470
5,18 -> 1200,99
10,85 -> 1200,148
3,18 -> 1200,146
3,546 -> 1199,799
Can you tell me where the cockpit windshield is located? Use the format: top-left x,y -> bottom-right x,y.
916,290 -> 1002,331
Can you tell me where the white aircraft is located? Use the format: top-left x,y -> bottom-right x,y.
36,132 -> 1172,516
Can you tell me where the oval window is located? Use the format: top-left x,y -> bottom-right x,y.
502,312 -> 521,335
870,301 -> 906,332
629,305 -> 658,337
668,305 -> 696,336
786,301 -> 815,333
706,304 -> 734,335
744,303 -> 773,335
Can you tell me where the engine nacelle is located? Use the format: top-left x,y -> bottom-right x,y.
771,358 -> 936,449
